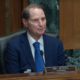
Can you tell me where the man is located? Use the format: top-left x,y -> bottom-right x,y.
5,4 -> 65,74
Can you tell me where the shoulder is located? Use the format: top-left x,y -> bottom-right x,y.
43,33 -> 62,44
8,32 -> 26,45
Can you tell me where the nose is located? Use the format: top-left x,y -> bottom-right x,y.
38,20 -> 43,27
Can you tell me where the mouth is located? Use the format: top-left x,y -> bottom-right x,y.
38,27 -> 44,30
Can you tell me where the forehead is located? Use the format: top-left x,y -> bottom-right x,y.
29,8 -> 45,18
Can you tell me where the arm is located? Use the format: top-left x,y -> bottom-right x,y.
5,42 -> 20,74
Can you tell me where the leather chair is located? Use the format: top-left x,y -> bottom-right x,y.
0,28 -> 58,74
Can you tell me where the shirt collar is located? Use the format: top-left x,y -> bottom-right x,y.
27,32 -> 43,46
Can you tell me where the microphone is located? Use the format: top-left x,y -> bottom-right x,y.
40,50 -> 46,67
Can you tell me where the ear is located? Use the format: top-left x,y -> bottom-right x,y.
22,18 -> 28,28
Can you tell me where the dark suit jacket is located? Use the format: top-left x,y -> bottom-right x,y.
5,32 -> 65,74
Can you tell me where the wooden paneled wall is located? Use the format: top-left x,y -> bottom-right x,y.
0,0 -> 28,36
10,0 -> 22,32
10,0 -> 28,32
59,0 -> 80,49
0,0 -> 6,36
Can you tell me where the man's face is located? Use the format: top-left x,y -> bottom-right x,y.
25,8 -> 46,38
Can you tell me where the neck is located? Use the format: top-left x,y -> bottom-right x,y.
27,32 -> 42,41
31,35 -> 41,41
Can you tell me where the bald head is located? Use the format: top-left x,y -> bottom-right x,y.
22,4 -> 44,20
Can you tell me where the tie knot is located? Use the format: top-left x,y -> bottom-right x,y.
33,42 -> 39,48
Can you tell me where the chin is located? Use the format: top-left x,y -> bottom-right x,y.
39,32 -> 44,36
37,30 -> 45,35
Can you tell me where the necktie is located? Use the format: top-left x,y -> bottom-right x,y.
33,42 -> 44,72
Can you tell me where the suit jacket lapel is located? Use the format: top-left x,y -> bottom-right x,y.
21,32 -> 36,72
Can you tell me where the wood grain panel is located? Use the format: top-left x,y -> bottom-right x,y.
59,0 -> 80,49
22,0 -> 28,9
10,0 -> 22,33
0,0 -> 6,36
0,70 -> 80,80
74,0 -> 80,35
